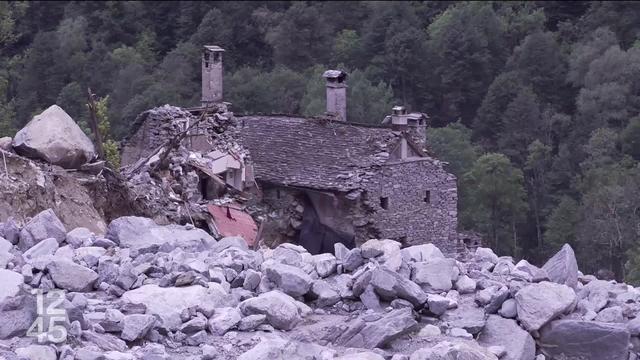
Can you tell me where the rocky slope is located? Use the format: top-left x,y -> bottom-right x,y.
0,209 -> 637,360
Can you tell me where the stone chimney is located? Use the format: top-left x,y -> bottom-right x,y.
323,70 -> 348,121
202,45 -> 225,106
383,105 -> 429,150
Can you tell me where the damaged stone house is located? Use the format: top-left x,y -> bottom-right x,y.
120,45 -> 460,254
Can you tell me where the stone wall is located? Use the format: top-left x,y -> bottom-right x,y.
363,158 -> 458,253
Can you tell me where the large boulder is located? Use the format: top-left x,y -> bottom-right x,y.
539,320 -> 630,360
338,308 -> 418,348
411,258 -> 458,292
0,237 -> 12,269
0,294 -> 37,339
47,260 -> 98,292
121,284 -> 228,331
264,262 -> 313,297
542,244 -> 579,289
239,290 -> 304,331
0,269 -> 24,303
106,216 -> 215,253
12,105 -> 96,169
370,267 -> 427,307
410,341 -> 498,360
514,281 -> 576,331
18,209 -> 66,251
478,315 -> 535,360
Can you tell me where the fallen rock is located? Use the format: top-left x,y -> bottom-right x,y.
339,308 -> 418,348
121,283 -> 228,331
542,244 -> 579,289
120,314 -> 156,341
455,275 -> 477,294
539,320 -> 630,360
15,345 -> 57,360
370,267 -> 427,307
313,253 -> 337,278
23,237 -> 59,260
0,294 -> 37,339
47,259 -> 98,292
12,105 -> 96,169
478,315 -> 535,360
0,269 -> 24,303
239,290 -> 302,330
66,227 -> 94,248
514,281 -> 576,331
411,258 -> 457,292
106,216 -> 214,253
0,237 -> 13,268
475,247 -> 499,264
401,243 -> 444,263
410,341 -> 498,360
264,262 -> 312,297
18,209 -> 66,250
207,307 -> 242,335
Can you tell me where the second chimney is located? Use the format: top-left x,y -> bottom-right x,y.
323,70 -> 348,121
202,45 -> 225,106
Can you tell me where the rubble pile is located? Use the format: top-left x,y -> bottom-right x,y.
0,208 -> 637,359
120,105 -> 257,227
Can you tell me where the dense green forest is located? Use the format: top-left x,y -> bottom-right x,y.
1,1 -> 640,281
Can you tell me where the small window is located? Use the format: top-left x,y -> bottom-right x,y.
380,196 -> 389,210
424,190 -> 431,204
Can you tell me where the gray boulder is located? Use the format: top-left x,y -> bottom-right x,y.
0,294 -> 37,339
313,253 -> 337,278
539,320 -> 630,360
264,262 -> 313,297
12,105 -> 96,169
15,345 -> 57,360
441,300 -> 486,335
23,237 -> 59,260
3,218 -> 20,245
401,243 -> 444,263
106,216 -> 214,253
239,290 -> 303,330
47,260 -> 98,292
595,306 -> 624,323
370,267 -> 427,307
411,258 -> 457,292
340,308 -> 418,348
542,244 -> 579,289
309,280 -> 340,307
66,227 -> 94,248
207,307 -> 242,335
455,275 -> 477,294
515,281 -> 576,331
0,269 -> 24,303
120,314 -> 156,341
0,237 -> 13,268
18,209 -> 66,251
410,341 -> 498,360
121,283 -> 228,331
478,315 -> 535,360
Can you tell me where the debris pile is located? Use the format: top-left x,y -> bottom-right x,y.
120,104 -> 259,233
0,208 -> 637,359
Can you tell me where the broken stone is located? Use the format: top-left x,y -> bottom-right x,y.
542,244 -> 579,289
48,259 -> 98,292
207,307 -> 242,335
15,345 -> 57,360
478,315 -> 535,360
539,320 -> 630,360
410,341 -> 498,360
66,227 -> 94,248
239,290 -> 302,331
0,269 -> 23,303
370,267 -> 426,307
339,308 -> 418,349
411,258 -> 457,292
18,209 -> 67,251
514,281 -> 577,331
309,280 -> 341,307
264,262 -> 312,297
121,283 -> 228,331
121,314 -> 156,341
13,105 -> 96,169
313,253 -> 337,278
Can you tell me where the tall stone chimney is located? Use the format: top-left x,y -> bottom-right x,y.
202,45 -> 225,106
323,70 -> 347,121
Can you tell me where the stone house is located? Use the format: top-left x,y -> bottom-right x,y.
120,45 -> 460,254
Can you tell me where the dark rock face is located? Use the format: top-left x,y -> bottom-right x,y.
539,320 -> 630,360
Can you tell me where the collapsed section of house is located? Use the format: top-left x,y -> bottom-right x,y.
117,45 -> 464,255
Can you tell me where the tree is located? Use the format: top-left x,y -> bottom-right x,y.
498,87 -> 543,165
463,153 -> 528,256
525,140 -> 552,250
621,115 -> 640,160
428,122 -> 478,178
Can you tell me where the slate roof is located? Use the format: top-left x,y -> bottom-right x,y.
237,115 -> 414,191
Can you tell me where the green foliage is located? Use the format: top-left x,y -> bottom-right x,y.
463,153 -> 528,256
621,116 -> 640,160
94,95 -> 120,170
428,122 -> 478,178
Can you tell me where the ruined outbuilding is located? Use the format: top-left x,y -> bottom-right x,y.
120,45 -> 460,254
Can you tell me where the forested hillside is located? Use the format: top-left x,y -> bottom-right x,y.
1,1 -> 639,281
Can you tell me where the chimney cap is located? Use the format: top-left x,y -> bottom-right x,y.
204,45 -> 225,52
323,70 -> 347,82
